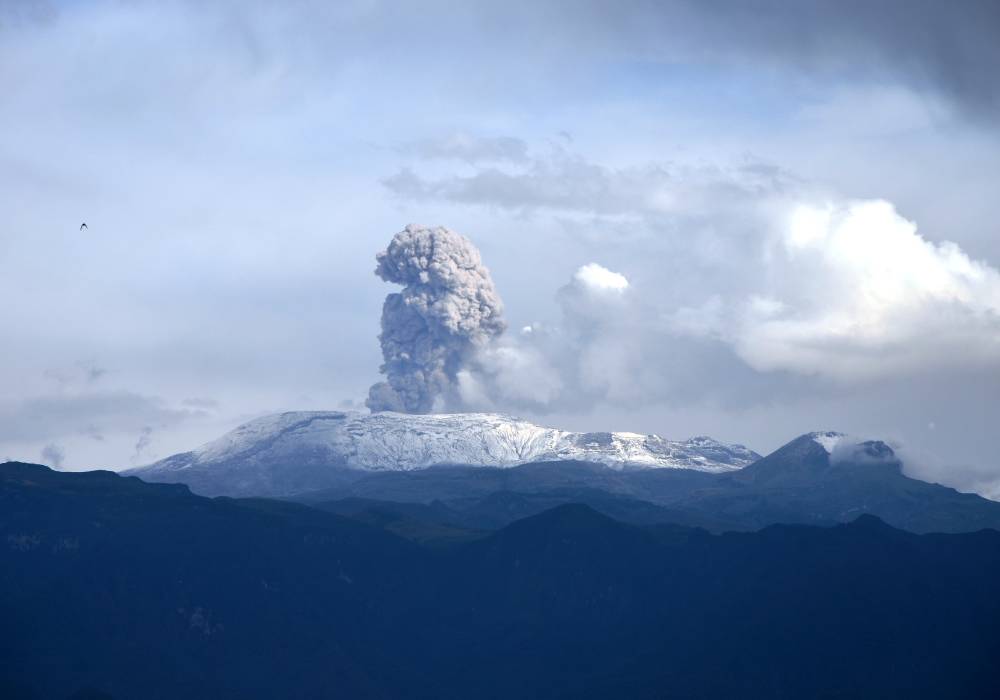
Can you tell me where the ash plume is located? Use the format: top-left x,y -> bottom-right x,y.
40,443 -> 65,469
367,224 -> 506,413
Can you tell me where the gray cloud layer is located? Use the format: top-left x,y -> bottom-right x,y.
667,0 -> 1000,120
398,133 -> 530,164
384,149 -> 795,216
0,391 -> 199,444
454,0 -> 1000,120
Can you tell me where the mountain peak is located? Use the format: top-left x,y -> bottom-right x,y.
803,432 -> 899,464
845,513 -> 893,530
808,431 -> 847,454
515,502 -> 616,529
737,431 -> 901,486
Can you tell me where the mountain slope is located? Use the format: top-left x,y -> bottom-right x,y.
671,432 -> 1000,533
125,416 -> 1000,533
4,462 -> 1000,699
126,411 -> 759,497
293,435 -> 1000,534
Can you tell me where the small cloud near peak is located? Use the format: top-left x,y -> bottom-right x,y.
573,263 -> 629,293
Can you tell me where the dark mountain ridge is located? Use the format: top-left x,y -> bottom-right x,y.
3,462 -> 1000,699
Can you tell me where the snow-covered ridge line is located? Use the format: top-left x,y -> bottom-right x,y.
136,410 -> 760,476
811,431 -> 846,454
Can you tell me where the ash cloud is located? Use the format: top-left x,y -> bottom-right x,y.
132,426 -> 154,464
40,443 -> 64,469
367,224 -> 507,413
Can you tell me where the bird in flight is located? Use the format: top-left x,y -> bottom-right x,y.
80,222 -> 88,231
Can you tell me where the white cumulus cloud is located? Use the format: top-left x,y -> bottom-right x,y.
724,199 -> 1000,379
573,263 -> 630,293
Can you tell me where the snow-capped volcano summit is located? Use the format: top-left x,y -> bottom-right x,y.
126,411 -> 759,497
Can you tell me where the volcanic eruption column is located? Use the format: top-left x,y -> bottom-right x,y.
366,224 -> 506,413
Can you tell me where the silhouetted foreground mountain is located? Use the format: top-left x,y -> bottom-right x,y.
295,434 -> 1000,534
3,462 -> 1000,699
308,488 -> 742,541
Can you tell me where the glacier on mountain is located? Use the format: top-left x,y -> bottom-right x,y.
133,410 -> 759,478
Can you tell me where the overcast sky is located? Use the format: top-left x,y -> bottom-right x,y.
2,0 -> 1000,497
